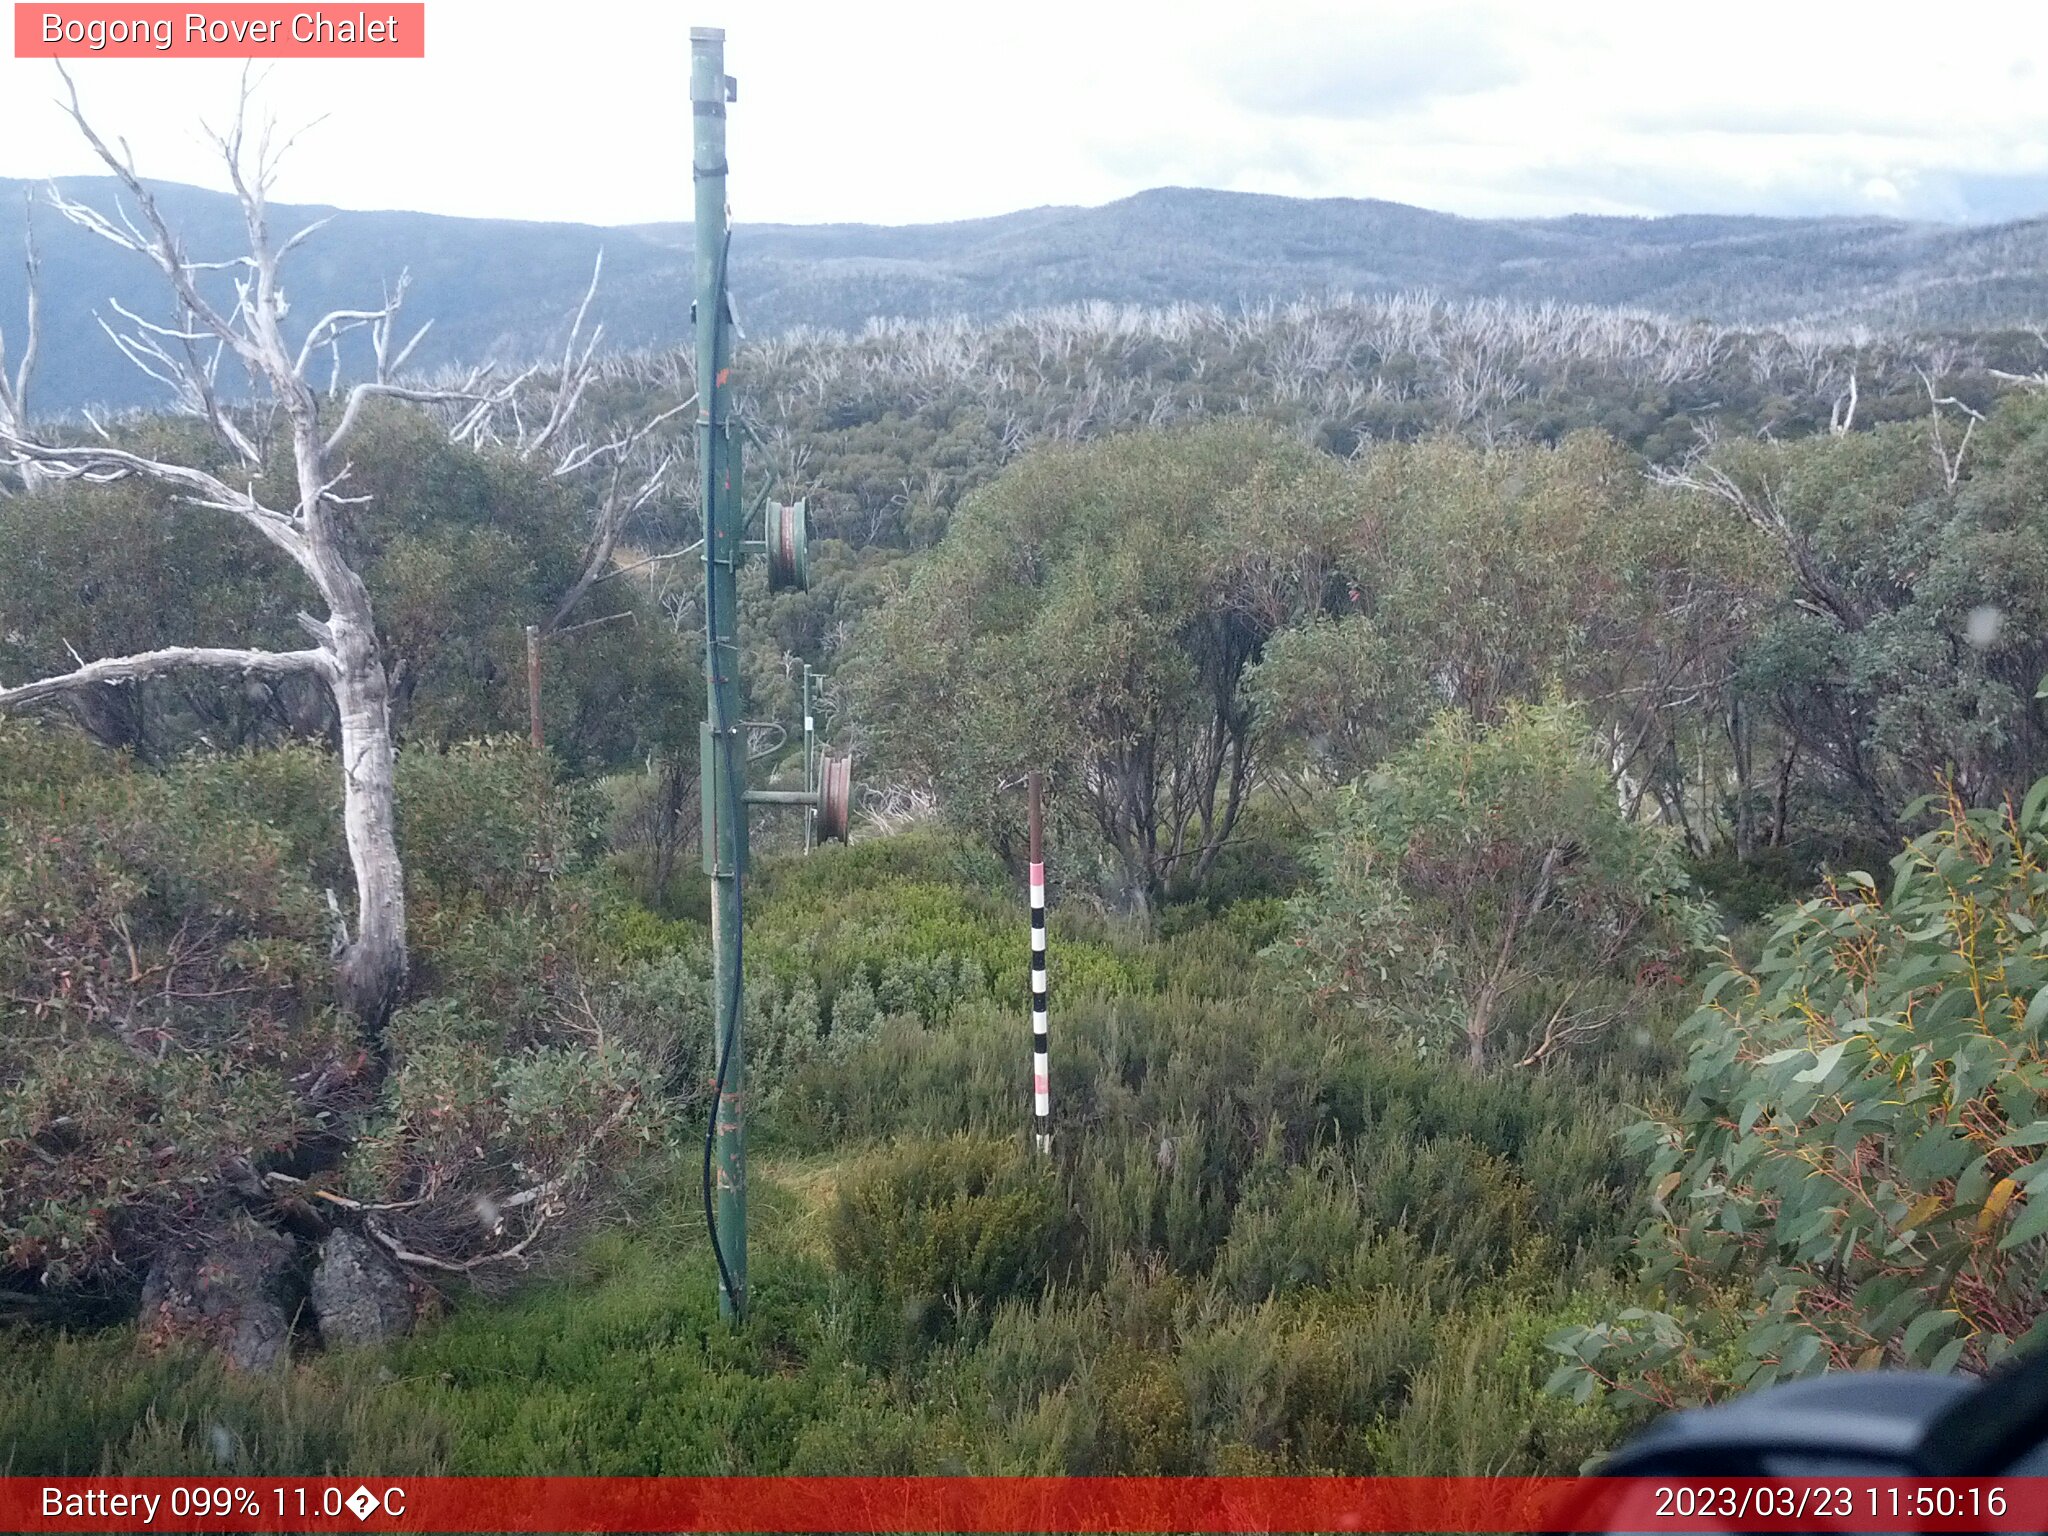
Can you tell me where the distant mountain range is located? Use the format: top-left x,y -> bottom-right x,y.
3,178 -> 2046,413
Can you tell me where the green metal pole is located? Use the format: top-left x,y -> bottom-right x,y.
692,24 -> 746,1320
803,666 -> 815,854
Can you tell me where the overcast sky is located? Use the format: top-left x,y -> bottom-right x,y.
2,0 -> 2045,227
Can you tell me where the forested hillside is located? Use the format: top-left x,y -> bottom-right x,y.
5,177 -> 2048,411
10,138 -> 2048,1480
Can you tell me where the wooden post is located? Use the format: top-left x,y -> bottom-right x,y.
1028,771 -> 1050,1153
525,623 -> 543,750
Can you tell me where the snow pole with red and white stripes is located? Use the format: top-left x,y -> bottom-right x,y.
1028,770 -> 1051,1154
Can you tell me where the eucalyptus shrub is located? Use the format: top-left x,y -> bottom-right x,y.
1283,704 -> 1711,1070
1551,782 -> 2048,1407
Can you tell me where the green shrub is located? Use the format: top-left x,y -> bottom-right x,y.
0,724 -> 347,1287
1091,1348 -> 1193,1472
1554,781 -> 2048,1409
1686,845 -> 1816,926
1281,703 -> 1712,1070
1369,1304 -> 1631,1474
1212,1158 -> 1376,1302
398,739 -> 605,914
0,1331 -> 456,1476
1071,1121 -> 1233,1280
826,1135 -> 1067,1340
4,721 -> 1679,1477
0,724 -> 668,1304
1345,1135 -> 1534,1283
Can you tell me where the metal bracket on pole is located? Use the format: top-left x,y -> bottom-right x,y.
803,665 -> 817,853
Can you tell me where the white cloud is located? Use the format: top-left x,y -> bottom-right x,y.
1209,4 -> 1522,119
0,0 -> 2043,225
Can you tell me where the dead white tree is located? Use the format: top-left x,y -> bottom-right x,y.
0,194 -> 42,494
0,72 -> 517,1026
1918,367 -> 1984,492
455,253 -> 692,639
1987,329 -> 2048,391
542,424 -> 686,633
1829,370 -> 1858,436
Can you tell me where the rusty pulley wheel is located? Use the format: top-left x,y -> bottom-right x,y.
766,499 -> 809,593
815,750 -> 852,843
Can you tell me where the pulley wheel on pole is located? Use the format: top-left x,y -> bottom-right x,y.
815,750 -> 853,843
767,500 -> 809,592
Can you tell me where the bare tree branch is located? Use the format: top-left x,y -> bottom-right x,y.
48,65 -> 261,368
519,251 -> 606,462
595,537 -> 704,585
546,442 -> 680,632
1918,366 -> 1984,491
1829,369 -> 1857,436
456,256 -> 698,636
323,372 -> 523,456
364,1212 -> 555,1273
0,192 -> 42,492
0,644 -> 334,710
357,1093 -> 640,1273
0,432 -> 308,553
1650,453 -> 1868,631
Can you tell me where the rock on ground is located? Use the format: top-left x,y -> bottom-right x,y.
139,1224 -> 300,1371
308,1228 -> 413,1348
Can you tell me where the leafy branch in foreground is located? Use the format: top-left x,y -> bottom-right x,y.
1553,780 -> 2048,1407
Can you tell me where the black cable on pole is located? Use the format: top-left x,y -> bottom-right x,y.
702,884 -> 743,1315
700,225 -> 743,1318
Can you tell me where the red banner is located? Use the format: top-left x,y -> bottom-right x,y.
3,1476 -> 2046,1532
13,4 -> 425,58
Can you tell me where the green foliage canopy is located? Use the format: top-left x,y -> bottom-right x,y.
852,421 -> 1351,911
1688,393 -> 2048,843
1283,705 -> 1710,1070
